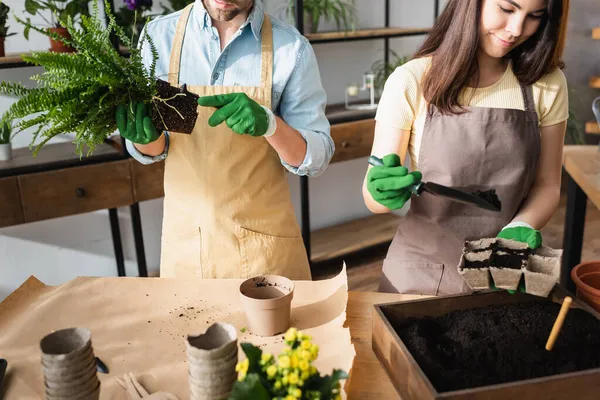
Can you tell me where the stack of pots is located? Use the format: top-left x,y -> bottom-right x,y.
186,323 -> 238,400
40,327 -> 100,400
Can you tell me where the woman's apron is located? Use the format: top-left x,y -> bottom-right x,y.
380,82 -> 541,295
159,5 -> 311,280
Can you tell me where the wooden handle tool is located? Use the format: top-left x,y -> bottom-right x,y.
545,296 -> 573,351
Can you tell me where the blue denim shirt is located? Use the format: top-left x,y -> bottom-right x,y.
126,0 -> 333,177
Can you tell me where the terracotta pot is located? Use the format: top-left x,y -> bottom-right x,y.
49,27 -> 75,53
571,261 -> 600,312
239,275 -> 294,337
0,37 -> 5,57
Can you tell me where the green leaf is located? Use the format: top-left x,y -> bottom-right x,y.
240,342 -> 262,374
24,0 -> 41,15
228,373 -> 270,400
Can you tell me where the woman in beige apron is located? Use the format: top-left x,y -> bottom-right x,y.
159,5 -> 311,280
364,0 -> 569,295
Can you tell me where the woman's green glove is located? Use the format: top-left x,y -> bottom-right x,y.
366,154 -> 422,210
116,101 -> 160,144
497,225 -> 542,249
197,93 -> 270,137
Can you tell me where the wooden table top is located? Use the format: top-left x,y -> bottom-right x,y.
345,291 -> 428,399
563,145 -> 600,209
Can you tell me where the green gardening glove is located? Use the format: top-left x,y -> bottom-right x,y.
491,278 -> 526,294
497,226 -> 542,249
366,154 -> 422,210
116,101 -> 160,144
197,93 -> 269,137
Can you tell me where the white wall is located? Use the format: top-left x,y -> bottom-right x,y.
0,0 -> 448,300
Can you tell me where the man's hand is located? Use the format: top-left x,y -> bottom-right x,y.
116,101 -> 160,144
197,93 -> 271,137
366,154 -> 422,210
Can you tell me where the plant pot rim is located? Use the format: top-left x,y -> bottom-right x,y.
239,274 -> 294,302
571,261 -> 600,296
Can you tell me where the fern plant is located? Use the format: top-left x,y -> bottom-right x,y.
0,0 -> 193,157
371,50 -> 410,95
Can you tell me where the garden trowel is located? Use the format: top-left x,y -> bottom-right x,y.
368,155 -> 501,212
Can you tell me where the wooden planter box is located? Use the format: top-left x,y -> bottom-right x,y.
372,288 -> 600,399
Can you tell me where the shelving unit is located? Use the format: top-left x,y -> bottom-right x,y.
588,27 -> 600,135
293,0 -> 437,265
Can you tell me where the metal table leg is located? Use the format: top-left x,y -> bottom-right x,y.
300,176 -> 311,264
108,208 -> 126,277
130,203 -> 148,277
561,173 -> 587,293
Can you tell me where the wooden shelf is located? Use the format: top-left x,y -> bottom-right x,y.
586,121 -> 600,134
306,27 -> 430,44
0,52 -> 33,69
593,27 -> 600,40
310,213 -> 400,263
590,77 -> 600,89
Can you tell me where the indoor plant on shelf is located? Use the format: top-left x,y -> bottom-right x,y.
0,117 -> 16,161
286,0 -> 357,34
23,0 -> 89,52
230,327 -> 348,400
0,0 -> 199,157
371,50 -> 410,97
0,1 -> 16,58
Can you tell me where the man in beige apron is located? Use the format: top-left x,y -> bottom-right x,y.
378,83 -> 540,295
117,2 -> 315,280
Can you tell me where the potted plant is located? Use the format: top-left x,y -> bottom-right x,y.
0,117 -> 15,161
0,0 -> 199,157
23,0 -> 89,52
0,1 -> 16,57
115,0 -> 154,49
230,327 -> 348,400
371,50 -> 410,97
160,0 -> 194,15
286,0 -> 357,34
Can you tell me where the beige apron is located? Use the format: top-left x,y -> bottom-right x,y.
159,5 -> 311,280
380,82 -> 541,295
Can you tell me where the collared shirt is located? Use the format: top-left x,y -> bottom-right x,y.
126,0 -> 333,177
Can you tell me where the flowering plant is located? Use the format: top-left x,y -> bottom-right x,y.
230,328 -> 347,400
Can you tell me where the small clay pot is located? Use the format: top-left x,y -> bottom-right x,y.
571,261 -> 600,312
49,27 -> 75,53
239,275 -> 294,336
186,323 -> 238,361
0,37 -> 5,58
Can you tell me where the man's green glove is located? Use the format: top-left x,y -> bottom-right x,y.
497,225 -> 542,249
197,93 -> 271,137
116,101 -> 160,144
366,154 -> 422,210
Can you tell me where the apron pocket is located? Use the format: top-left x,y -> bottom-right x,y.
237,226 -> 311,280
160,227 -> 202,278
380,259 -> 444,295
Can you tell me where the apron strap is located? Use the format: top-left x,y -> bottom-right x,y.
168,3 -> 194,86
260,15 -> 273,108
519,83 -> 536,114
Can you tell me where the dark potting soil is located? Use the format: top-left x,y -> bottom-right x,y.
461,242 -> 531,269
471,189 -> 502,210
151,79 -> 199,134
393,302 -> 600,392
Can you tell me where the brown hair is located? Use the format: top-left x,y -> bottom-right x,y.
414,0 -> 570,115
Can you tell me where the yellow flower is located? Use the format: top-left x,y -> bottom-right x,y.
300,349 -> 311,361
274,380 -> 282,389
310,344 -> 319,360
299,360 -> 310,371
288,372 -> 299,385
290,354 -> 299,369
334,395 -> 341,400
261,352 -> 273,363
235,358 -> 249,373
282,375 -> 288,385
301,370 -> 310,380
284,327 -> 298,343
278,355 -> 291,369
282,346 -> 292,355
285,396 -> 296,400
237,370 -> 246,381
289,388 -> 302,398
266,365 -> 277,379
310,366 -> 317,375
300,340 -> 312,350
